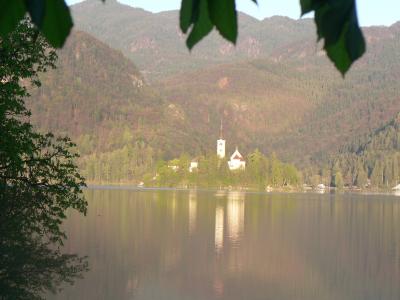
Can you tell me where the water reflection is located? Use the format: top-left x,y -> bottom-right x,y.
215,206 -> 224,253
215,190 -> 227,198
227,191 -> 245,244
188,190 -> 197,235
0,229 -> 88,299
53,190 -> 400,300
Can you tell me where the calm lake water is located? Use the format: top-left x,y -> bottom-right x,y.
52,189 -> 400,300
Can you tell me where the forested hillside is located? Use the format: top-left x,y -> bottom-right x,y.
70,0 -> 400,165
27,31 -> 202,182
329,114 -> 400,188
26,30 -> 307,185
24,1 -> 400,186
157,35 -> 400,167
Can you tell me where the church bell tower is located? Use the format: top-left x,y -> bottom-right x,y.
217,119 -> 225,159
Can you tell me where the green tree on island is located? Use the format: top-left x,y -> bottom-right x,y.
154,150 -> 301,189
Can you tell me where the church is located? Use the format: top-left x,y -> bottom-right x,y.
188,122 -> 246,172
217,122 -> 246,171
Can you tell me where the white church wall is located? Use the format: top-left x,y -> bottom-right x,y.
217,139 -> 226,159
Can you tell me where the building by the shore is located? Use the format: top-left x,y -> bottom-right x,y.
188,121 -> 246,172
217,121 -> 246,171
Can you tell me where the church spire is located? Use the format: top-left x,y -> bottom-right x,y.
217,118 -> 226,159
220,118 -> 223,139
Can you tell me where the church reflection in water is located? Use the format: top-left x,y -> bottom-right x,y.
213,191 -> 246,298
214,191 -> 246,253
188,189 -> 197,235
215,206 -> 224,253
226,191 -> 245,244
53,189 -> 400,300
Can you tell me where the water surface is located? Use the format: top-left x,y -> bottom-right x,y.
53,189 -> 400,300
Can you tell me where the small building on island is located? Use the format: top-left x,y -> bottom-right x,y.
228,148 -> 246,171
216,120 -> 246,171
186,120 -> 247,172
189,160 -> 198,173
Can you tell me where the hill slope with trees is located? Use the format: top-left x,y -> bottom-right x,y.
25,7 -> 400,186
27,31 -> 203,182
328,114 -> 400,189
157,35 -> 400,167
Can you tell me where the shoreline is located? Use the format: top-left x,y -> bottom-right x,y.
84,183 -> 400,197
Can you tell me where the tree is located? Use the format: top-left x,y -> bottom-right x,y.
320,167 -> 331,186
0,0 -> 366,75
393,155 -> 399,184
370,161 -> 384,187
246,149 -> 266,187
355,164 -> 368,188
283,164 -> 300,186
269,152 -> 283,187
218,157 -> 231,186
0,18 -> 89,298
332,171 -> 344,189
177,153 -> 191,180
0,19 -> 87,243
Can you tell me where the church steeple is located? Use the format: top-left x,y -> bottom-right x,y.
219,119 -> 223,139
217,118 -> 226,159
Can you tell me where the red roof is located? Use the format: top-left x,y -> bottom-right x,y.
232,154 -> 244,161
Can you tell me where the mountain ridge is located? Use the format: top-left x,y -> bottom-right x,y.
71,0 -> 400,82
70,0 -> 317,81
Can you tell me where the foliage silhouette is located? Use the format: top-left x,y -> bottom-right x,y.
0,19 -> 87,244
0,17 -> 89,299
0,226 -> 88,300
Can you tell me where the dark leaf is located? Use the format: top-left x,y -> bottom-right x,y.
186,0 -> 213,49
207,0 -> 237,43
300,0 -> 324,14
25,0 -> 46,28
0,0 -> 26,38
300,0 -> 365,75
39,0 -> 73,47
180,0 -> 195,33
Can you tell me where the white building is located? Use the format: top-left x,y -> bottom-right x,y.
189,161 -> 198,173
217,120 -> 226,159
392,184 -> 400,190
216,120 -> 246,170
217,139 -> 226,159
228,148 -> 246,171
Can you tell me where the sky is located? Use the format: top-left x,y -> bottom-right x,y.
66,0 -> 400,27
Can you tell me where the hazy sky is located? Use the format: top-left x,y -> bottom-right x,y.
66,0 -> 400,26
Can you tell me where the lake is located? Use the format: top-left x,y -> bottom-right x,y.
52,188 -> 400,300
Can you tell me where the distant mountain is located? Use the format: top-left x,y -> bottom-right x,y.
71,0 -> 315,81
